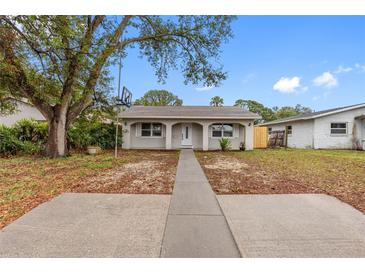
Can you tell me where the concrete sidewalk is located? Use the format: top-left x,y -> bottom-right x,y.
218,194 -> 365,257
160,149 -> 240,257
0,193 -> 170,257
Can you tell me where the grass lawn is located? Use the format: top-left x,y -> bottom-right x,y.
0,150 -> 179,229
196,149 -> 365,214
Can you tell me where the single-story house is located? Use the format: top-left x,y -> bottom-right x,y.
119,106 -> 260,150
260,103 -> 365,150
0,98 -> 46,126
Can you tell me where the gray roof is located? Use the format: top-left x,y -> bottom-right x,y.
260,102 -> 365,126
119,106 -> 260,119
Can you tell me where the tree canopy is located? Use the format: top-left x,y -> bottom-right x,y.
234,99 -> 312,123
234,99 -> 276,123
0,15 -> 235,156
210,96 -> 224,106
134,90 -> 183,106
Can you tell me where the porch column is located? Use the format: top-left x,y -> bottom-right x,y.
165,123 -> 172,150
203,124 -> 209,151
123,122 -> 131,149
245,122 -> 254,150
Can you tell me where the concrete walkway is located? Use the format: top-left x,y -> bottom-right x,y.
218,194 -> 365,257
160,149 -> 240,257
0,193 -> 170,257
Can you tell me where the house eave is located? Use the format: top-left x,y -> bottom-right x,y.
119,115 -> 260,120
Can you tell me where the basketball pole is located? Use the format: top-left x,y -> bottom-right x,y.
115,54 -> 122,159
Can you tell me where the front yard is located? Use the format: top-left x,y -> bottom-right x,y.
0,150 -> 179,229
196,149 -> 365,214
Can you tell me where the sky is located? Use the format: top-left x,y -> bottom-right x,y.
112,16 -> 365,111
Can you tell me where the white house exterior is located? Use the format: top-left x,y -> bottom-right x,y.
0,99 -> 46,126
119,106 -> 260,150
260,103 -> 365,150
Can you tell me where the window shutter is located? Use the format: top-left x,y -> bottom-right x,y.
135,123 -> 141,137
234,124 -> 239,138
208,125 -> 212,138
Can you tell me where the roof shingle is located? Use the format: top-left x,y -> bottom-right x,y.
119,106 -> 260,119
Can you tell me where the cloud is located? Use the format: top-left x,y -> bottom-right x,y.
355,63 -> 365,72
313,72 -> 338,88
242,73 -> 255,84
273,76 -> 302,93
334,65 -> 352,74
195,86 -> 214,91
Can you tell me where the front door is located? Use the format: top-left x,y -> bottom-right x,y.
181,123 -> 192,146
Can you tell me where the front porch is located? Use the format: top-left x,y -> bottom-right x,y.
122,119 -> 254,151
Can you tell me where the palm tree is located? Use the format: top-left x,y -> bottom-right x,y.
210,96 -> 224,107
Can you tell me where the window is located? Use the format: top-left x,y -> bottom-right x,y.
331,123 -> 347,135
223,124 -> 233,137
141,123 -> 162,137
287,125 -> 292,135
211,123 -> 234,138
268,127 -> 272,135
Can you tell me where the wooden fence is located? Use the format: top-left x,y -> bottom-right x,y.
254,127 -> 268,149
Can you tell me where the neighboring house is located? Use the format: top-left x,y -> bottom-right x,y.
119,106 -> 260,150
260,103 -> 365,150
0,98 -> 46,126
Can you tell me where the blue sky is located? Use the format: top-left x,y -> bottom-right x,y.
112,16 -> 365,111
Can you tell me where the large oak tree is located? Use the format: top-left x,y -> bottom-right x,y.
0,16 -> 234,157
134,89 -> 183,106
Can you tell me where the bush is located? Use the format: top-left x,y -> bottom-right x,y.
0,117 -> 122,156
0,125 -> 20,156
219,138 -> 231,151
0,122 -> 46,156
67,119 -> 122,150
13,118 -> 48,143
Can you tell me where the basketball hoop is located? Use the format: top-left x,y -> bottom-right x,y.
117,86 -> 132,107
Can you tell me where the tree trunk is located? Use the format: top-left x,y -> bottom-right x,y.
45,110 -> 68,157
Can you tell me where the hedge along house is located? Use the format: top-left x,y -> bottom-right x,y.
119,106 -> 260,150
260,103 -> 365,150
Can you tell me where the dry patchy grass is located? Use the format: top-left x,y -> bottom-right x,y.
196,149 -> 365,213
0,150 -> 179,228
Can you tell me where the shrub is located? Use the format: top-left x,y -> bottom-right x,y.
0,125 -> 20,156
0,117 -> 122,156
13,119 -> 48,143
0,120 -> 45,156
67,119 -> 122,150
219,138 -> 231,151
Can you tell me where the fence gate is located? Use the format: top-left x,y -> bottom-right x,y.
254,127 -> 268,149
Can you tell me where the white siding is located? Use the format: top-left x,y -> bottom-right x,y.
313,107 -> 365,149
269,120 -> 314,149
208,124 -> 245,150
123,118 -> 254,150
266,106 -> 365,149
130,123 -> 166,149
0,101 -> 45,126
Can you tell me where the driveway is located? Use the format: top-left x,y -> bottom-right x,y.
218,194 -> 365,257
0,193 -> 170,257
